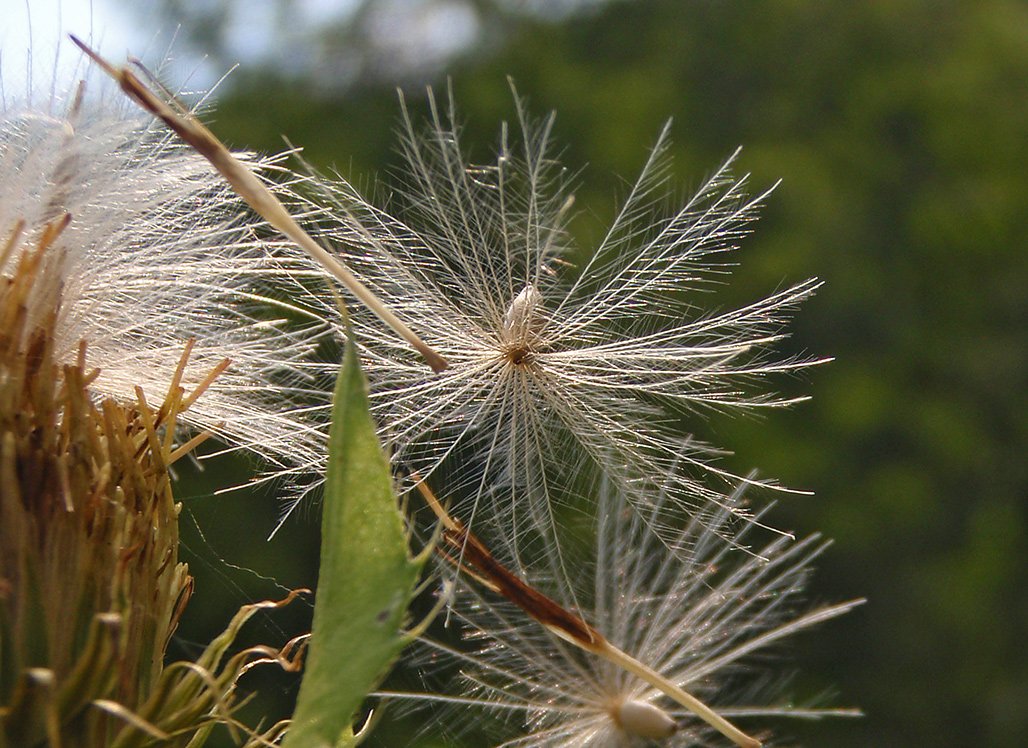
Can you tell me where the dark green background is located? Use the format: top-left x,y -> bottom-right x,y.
164,1 -> 1027,745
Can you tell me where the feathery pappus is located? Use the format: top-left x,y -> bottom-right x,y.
0,51 -> 333,494
383,479 -> 862,747
285,86 -> 825,553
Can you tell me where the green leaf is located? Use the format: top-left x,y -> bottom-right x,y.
283,340 -> 423,748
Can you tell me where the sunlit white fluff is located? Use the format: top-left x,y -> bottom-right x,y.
0,56 -> 332,486
384,483 -> 862,746
285,88 -> 825,551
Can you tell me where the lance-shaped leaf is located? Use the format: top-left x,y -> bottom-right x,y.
284,339 -> 424,748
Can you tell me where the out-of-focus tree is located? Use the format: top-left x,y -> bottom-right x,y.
144,1 -> 1027,746
134,0 -> 605,90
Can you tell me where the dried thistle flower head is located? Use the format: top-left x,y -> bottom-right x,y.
0,217 -> 303,745
287,87 -> 826,552
0,65 -> 331,486
386,481 -> 862,747
0,53 -> 322,743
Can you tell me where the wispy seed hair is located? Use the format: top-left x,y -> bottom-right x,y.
1,57 -> 333,495
384,481 -> 862,747
282,86 -> 826,553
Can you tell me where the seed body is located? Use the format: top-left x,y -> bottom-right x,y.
614,699 -> 678,740
502,284 -> 544,343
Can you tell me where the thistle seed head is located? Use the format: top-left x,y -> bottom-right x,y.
383,480 -> 862,747
1,60 -> 334,511
281,87 -> 827,559
0,50 -> 311,743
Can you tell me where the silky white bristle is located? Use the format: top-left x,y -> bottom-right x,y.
1,54 -> 333,504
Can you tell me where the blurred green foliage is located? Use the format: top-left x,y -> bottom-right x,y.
168,1 -> 1026,745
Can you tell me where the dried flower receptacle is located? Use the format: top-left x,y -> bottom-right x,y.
0,217 -> 271,743
1,55 -> 313,742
